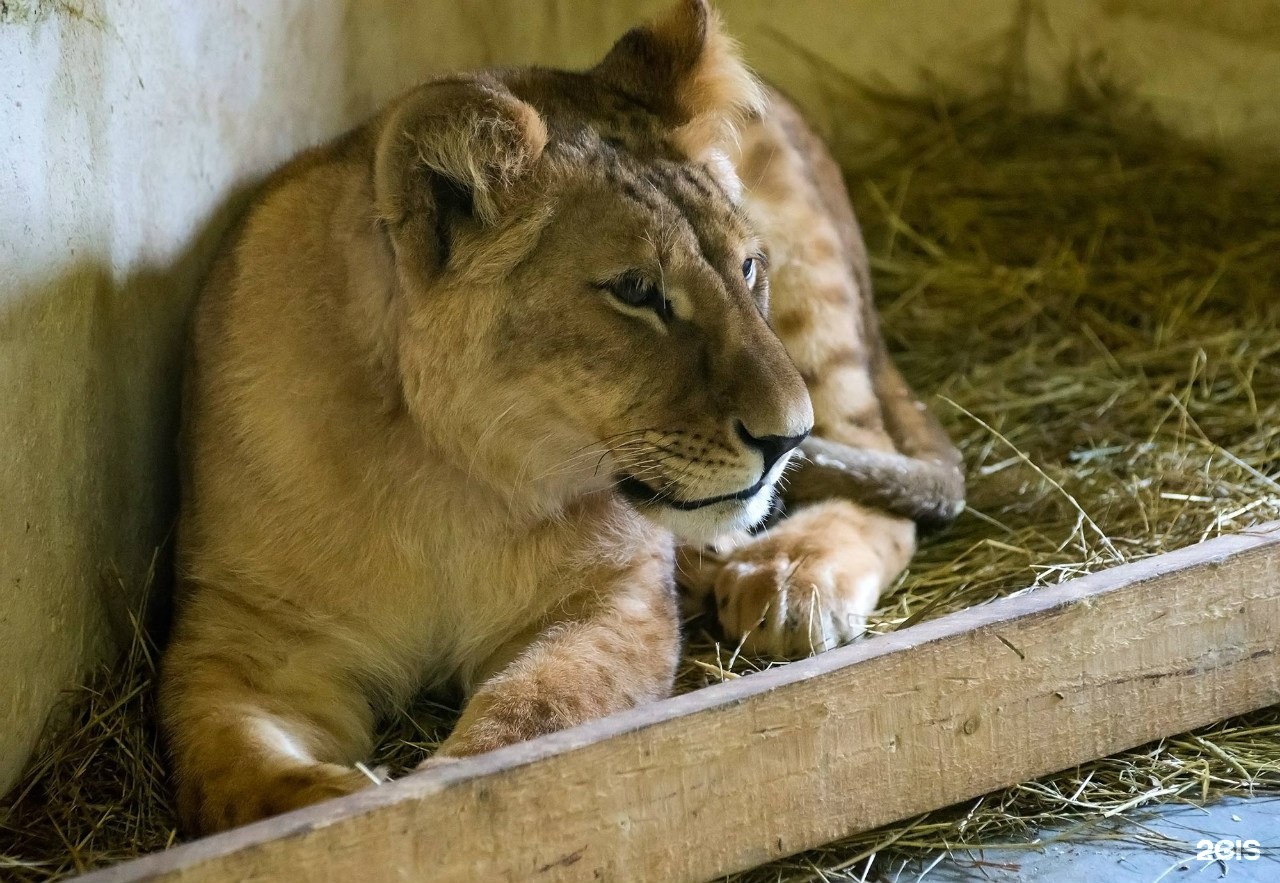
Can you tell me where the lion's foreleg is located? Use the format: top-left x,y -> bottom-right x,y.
425,559 -> 680,761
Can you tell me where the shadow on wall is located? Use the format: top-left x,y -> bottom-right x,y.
0,186 -> 255,784
0,0 -> 380,792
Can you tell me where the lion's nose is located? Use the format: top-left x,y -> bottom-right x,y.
735,421 -> 810,475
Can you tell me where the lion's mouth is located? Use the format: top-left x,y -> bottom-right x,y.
616,473 -> 767,511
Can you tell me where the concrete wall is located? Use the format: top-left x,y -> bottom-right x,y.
2,0 -> 1277,793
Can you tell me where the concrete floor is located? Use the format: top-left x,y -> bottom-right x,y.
874,797 -> 1280,882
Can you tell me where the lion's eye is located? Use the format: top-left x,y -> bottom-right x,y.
604,273 -> 671,321
742,256 -> 759,288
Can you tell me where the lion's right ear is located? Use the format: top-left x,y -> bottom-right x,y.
373,77 -> 548,271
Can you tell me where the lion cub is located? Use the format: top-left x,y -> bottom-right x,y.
162,0 -> 922,833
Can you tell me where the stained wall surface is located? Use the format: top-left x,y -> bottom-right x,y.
2,0 -> 1277,792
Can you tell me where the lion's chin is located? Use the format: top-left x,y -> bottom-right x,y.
638,485 -> 776,547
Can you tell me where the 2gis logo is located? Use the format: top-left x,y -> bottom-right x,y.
1195,838 -> 1261,862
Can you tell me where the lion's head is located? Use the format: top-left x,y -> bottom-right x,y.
372,0 -> 812,543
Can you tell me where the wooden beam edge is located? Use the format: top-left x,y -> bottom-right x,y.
79,521 -> 1280,882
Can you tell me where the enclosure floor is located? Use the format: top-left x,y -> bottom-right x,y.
894,796 -> 1280,882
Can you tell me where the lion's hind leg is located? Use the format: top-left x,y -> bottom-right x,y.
160,590 -> 380,833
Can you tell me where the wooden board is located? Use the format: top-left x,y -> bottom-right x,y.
82,523 -> 1280,883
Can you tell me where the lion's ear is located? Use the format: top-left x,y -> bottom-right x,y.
593,0 -> 764,158
373,77 -> 547,270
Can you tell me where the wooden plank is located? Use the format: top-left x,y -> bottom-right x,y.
82,523 -> 1280,883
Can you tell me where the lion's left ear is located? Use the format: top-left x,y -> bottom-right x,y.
593,0 -> 764,158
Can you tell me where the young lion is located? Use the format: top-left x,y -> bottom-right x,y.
161,0 -> 957,833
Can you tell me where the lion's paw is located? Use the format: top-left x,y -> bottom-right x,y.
711,501 -> 913,658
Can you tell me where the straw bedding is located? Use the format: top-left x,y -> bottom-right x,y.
2,83 -> 1278,881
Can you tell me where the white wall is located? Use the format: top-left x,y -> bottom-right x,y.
2,0 -> 1277,793
0,0 -> 340,791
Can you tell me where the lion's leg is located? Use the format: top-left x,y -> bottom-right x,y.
427,569 -> 679,761
160,590 -> 379,834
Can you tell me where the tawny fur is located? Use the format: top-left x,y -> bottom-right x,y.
161,0 -> 941,834
674,86 -> 918,658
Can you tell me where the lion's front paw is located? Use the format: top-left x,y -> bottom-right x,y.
714,544 -> 879,658
712,501 -> 914,658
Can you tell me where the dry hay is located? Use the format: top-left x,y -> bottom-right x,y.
2,83 -> 1278,881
